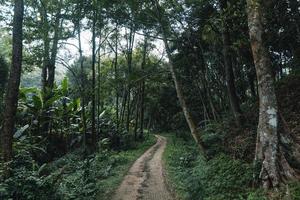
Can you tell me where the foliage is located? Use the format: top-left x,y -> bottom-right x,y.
163,133 -> 265,200
0,134 -> 156,200
1,0 -> 300,198
0,151 -> 58,200
16,78 -> 83,161
289,182 -> 300,200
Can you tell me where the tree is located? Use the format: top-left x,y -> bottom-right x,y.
0,56 -> 9,110
1,0 -> 24,163
247,0 -> 300,189
38,0 -> 64,93
76,7 -> 88,152
151,0 -> 205,153
139,35 -> 148,139
220,0 -> 244,126
90,0 -> 97,149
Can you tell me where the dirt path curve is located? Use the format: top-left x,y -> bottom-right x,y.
112,135 -> 173,200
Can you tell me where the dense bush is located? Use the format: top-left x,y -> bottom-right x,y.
0,151 -> 58,199
0,135 -> 156,200
164,133 -> 265,200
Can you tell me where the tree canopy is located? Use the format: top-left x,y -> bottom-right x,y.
1,0 -> 300,199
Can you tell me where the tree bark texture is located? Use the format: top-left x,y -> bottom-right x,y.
247,0 -> 300,189
1,0 -> 24,163
91,4 -> 97,149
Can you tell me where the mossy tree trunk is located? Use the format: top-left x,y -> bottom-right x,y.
247,0 -> 300,189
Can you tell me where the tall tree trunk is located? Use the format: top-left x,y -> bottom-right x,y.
1,0 -> 24,164
247,0 -> 300,189
126,26 -> 135,133
40,1 -> 50,93
134,89 -> 140,141
47,11 -> 61,90
198,45 -> 219,120
220,0 -> 244,126
91,4 -> 97,149
77,21 -> 87,152
289,0 -> 300,68
114,25 -> 119,130
42,0 -> 63,93
97,29 -> 102,135
139,35 -> 148,139
120,89 -> 127,127
195,79 -> 211,123
40,2 -> 63,141
152,0 -> 205,153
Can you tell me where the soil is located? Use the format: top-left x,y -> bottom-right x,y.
111,135 -> 174,200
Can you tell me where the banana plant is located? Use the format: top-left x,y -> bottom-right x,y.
16,77 -> 83,157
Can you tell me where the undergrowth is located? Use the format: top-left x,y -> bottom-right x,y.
164,132 -> 300,200
0,134 -> 156,200
163,133 -> 266,200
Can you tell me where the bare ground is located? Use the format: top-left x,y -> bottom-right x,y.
111,135 -> 173,200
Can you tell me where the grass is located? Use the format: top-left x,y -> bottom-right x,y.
162,133 -> 267,200
162,132 -> 200,200
44,134 -> 157,200
96,134 -> 156,200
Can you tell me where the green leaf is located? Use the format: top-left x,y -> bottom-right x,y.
32,94 -> 43,110
14,124 -> 29,138
99,110 -> 106,119
44,94 -> 61,108
61,77 -> 69,94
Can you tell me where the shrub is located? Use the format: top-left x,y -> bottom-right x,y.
164,134 -> 262,200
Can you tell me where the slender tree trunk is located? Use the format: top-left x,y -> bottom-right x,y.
247,0 -> 300,189
139,36 -> 148,139
195,80 -> 211,122
40,2 -> 63,141
1,0 -> 24,164
40,1 -> 50,93
114,25 -> 119,130
77,21 -> 87,151
134,89 -> 140,141
126,26 -> 135,132
97,30 -> 102,135
198,45 -> 219,120
47,11 -> 61,90
152,0 -> 205,153
120,89 -> 127,127
289,0 -> 300,68
222,26 -> 243,126
91,4 -> 97,148
42,0 -> 63,93
220,0 -> 244,126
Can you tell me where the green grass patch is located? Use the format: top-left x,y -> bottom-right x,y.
95,134 -> 156,200
162,133 -> 267,200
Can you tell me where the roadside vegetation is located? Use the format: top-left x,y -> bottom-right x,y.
1,0 -> 300,199
163,73 -> 300,200
0,133 -> 155,199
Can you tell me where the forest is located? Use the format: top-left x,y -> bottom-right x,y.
0,0 -> 300,199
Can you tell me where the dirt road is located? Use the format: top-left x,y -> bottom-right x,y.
112,135 -> 173,200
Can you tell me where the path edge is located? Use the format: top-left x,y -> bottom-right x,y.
160,135 -> 181,200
